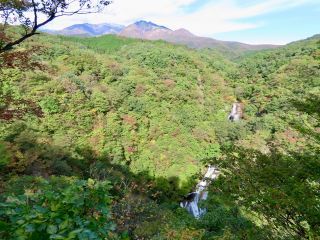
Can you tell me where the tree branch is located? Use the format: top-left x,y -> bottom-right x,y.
0,13 -> 55,53
0,0 -> 112,53
31,0 -> 38,28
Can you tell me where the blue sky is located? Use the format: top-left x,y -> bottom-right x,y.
214,1 -> 320,44
45,0 -> 320,44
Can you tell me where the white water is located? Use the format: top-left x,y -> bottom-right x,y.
228,103 -> 241,121
180,166 -> 219,218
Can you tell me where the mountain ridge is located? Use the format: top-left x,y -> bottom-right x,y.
119,21 -> 279,51
45,23 -> 125,36
46,20 -> 280,51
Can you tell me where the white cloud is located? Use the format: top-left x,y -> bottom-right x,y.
43,0 -> 316,38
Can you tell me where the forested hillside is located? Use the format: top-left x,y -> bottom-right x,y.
0,30 -> 319,239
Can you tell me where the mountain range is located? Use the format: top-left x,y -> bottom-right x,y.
46,20 -> 279,51
47,23 -> 125,36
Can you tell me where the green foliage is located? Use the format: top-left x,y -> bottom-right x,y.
0,28 -> 319,239
0,143 -> 10,168
40,96 -> 60,114
0,177 -> 114,239
12,33 -> 233,181
199,198 -> 267,239
61,35 -> 139,54
210,147 -> 320,239
0,68 -> 23,99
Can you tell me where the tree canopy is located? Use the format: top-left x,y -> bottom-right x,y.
0,28 -> 319,239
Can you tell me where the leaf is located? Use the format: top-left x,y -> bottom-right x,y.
47,224 -> 58,235
50,234 -> 65,239
0,220 -> 9,231
17,219 -> 25,225
25,224 -> 35,233
68,228 -> 83,238
88,178 -> 95,188
59,220 -> 69,230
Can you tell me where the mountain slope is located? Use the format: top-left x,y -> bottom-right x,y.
118,20 -> 171,39
48,20 -> 279,51
1,26 -> 320,239
119,21 -> 279,51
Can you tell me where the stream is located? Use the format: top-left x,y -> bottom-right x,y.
180,166 -> 219,218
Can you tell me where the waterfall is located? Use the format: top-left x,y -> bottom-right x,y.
180,166 -> 219,218
228,102 -> 244,121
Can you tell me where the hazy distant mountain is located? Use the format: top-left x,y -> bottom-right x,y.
47,23 -> 125,36
119,21 -> 279,51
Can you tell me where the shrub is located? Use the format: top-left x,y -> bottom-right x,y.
0,177 -> 115,239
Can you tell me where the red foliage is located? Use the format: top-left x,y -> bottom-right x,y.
0,96 -> 43,121
0,32 -> 11,43
122,114 -> 137,127
135,84 -> 146,96
126,146 -> 137,153
0,33 -> 45,121
0,46 -> 45,70
283,129 -> 299,144
0,31 -> 45,70
163,79 -> 175,88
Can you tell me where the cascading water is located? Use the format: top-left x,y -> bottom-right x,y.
180,166 -> 219,218
228,102 -> 244,122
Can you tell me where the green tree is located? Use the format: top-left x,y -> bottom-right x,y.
210,146 -> 320,239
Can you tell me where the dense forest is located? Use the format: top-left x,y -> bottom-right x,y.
0,27 -> 319,239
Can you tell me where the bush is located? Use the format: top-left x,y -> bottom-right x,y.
0,177 -> 115,240
40,96 -> 60,114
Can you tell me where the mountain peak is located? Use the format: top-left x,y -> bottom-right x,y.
173,28 -> 195,37
134,20 -> 155,25
46,20 -> 280,51
134,20 -> 170,31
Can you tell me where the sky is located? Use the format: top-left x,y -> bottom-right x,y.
44,0 -> 320,45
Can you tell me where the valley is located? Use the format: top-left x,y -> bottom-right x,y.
0,27 -> 319,239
